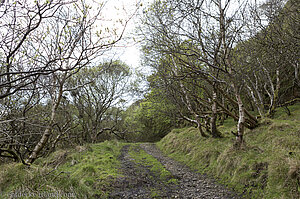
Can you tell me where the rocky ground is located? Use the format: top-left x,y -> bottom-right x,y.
108,143 -> 243,199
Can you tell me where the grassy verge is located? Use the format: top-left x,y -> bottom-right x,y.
128,144 -> 178,198
128,144 -> 177,184
157,103 -> 300,199
0,140 -> 126,199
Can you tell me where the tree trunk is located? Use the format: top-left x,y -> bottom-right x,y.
181,114 -> 208,137
294,63 -> 300,87
263,66 -> 279,117
246,83 -> 263,117
253,73 -> 265,116
211,88 -> 221,137
269,68 -> 280,116
195,114 -> 208,137
235,91 -> 245,147
26,73 -> 66,164
171,56 -> 208,137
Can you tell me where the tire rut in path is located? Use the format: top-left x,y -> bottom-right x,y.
108,145 -> 177,198
109,144 -> 243,199
140,143 -> 243,199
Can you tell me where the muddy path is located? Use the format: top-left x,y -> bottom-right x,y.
108,143 -> 243,199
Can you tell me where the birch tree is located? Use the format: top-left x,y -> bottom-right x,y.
140,0 -> 259,145
0,0 -> 137,164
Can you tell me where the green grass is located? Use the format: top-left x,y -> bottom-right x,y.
128,144 -> 175,182
0,142 -> 179,199
150,188 -> 163,198
0,140 -> 126,199
127,144 -> 178,198
157,103 -> 300,199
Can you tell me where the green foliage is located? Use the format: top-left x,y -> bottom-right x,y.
0,141 -> 126,198
124,89 -> 177,142
157,103 -> 300,199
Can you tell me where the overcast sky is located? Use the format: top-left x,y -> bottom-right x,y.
101,0 -> 153,69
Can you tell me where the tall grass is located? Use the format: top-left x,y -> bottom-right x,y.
0,140 -> 126,199
157,103 -> 300,198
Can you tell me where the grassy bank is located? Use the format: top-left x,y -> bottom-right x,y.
157,103 -> 300,199
0,140 -> 126,199
0,142 -> 176,199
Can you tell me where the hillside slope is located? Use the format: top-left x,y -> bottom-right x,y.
0,141 -> 126,198
157,103 -> 300,198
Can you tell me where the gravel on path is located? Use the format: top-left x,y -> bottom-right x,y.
140,143 -> 243,199
108,143 -> 243,199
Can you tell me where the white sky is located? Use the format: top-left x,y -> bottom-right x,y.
99,0 -> 154,105
101,0 -> 153,69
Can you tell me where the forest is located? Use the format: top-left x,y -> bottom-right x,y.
0,0 -> 299,198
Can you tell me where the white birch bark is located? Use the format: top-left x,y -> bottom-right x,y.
171,57 -> 207,137
211,88 -> 219,137
26,72 -> 67,164
236,89 -> 245,145
246,81 -> 263,117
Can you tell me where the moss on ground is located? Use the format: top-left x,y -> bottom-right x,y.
157,103 -> 300,199
128,144 -> 175,182
0,140 -> 126,199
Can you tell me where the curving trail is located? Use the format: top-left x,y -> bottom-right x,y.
108,143 -> 243,199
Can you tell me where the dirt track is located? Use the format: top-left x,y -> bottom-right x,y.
108,143 -> 243,199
